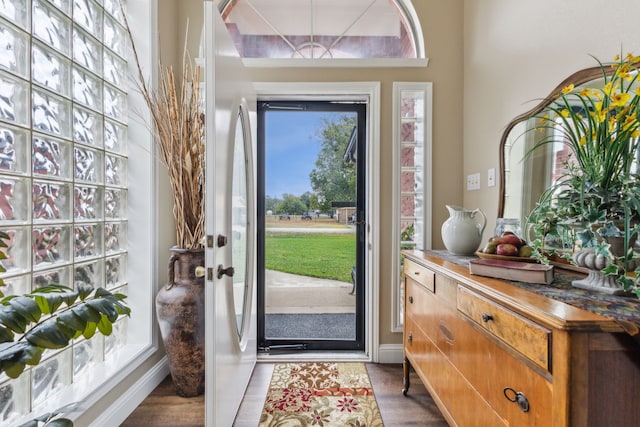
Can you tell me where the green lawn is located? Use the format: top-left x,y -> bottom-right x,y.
265,232 -> 356,283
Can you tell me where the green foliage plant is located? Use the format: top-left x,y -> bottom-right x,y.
309,116 -> 357,212
0,283 -> 130,379
0,228 -> 130,427
400,224 -> 415,250
275,194 -> 308,215
524,53 -> 640,296
0,231 -> 102,427
15,403 -> 80,427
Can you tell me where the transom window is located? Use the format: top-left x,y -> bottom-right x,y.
219,0 -> 424,61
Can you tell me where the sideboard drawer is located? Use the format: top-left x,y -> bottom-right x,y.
404,259 -> 435,293
405,278 -> 430,321
405,316 -> 507,426
406,276 -> 453,358
448,299 -> 553,426
457,286 -> 550,371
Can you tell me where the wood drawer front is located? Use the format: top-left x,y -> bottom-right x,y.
405,324 -> 506,427
405,277 -> 431,321
407,280 -> 552,426
404,259 -> 435,292
457,286 -> 550,371
406,278 -> 444,353
447,305 -> 553,426
412,277 -> 457,359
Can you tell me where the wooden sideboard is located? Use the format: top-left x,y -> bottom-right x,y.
402,250 -> 640,427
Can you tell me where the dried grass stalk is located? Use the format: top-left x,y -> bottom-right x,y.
122,6 -> 205,249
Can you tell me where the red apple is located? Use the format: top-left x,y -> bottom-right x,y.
496,233 -> 524,247
496,243 -> 518,256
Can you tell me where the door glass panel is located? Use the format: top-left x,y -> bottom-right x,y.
232,104 -> 250,339
259,102 -> 364,350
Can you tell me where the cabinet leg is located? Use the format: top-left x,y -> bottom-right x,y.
402,355 -> 411,396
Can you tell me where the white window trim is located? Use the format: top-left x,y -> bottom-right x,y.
396,0 -> 426,59
391,82 -> 432,333
253,81 -> 381,362
242,58 -> 429,68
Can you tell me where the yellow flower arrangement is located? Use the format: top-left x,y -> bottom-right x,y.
525,53 -> 640,296
528,53 -> 640,219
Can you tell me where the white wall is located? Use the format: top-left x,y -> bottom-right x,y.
463,0 -> 640,240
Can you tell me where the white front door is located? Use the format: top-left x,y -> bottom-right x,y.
204,2 -> 257,426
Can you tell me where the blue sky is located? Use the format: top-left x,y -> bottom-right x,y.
265,110 -> 345,198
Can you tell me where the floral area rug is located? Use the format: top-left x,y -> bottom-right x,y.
259,362 -> 384,426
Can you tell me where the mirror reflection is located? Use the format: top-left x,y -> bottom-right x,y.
499,65 -> 633,231
231,106 -> 250,339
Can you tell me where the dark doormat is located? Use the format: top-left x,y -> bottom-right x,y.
265,313 -> 356,340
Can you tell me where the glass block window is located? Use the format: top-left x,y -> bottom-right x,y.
0,0 -> 129,423
399,92 -> 424,252
219,0 -> 424,60
392,82 -> 432,331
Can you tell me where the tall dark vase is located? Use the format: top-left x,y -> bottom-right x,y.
155,246 -> 205,397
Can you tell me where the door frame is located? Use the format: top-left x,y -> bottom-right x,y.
257,100 -> 366,352
254,82 -> 381,362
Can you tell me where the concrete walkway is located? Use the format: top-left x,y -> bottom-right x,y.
265,270 -> 355,314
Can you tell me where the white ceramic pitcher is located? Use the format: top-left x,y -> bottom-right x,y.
441,205 -> 487,255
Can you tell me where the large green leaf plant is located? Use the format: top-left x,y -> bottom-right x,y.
0,231 -> 130,425
0,283 -> 131,378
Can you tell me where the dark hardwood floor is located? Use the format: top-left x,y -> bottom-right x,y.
121,362 -> 447,426
120,376 -> 205,426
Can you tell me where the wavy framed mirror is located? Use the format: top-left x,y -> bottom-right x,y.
498,64 -> 619,230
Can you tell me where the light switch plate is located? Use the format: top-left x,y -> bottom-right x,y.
488,168 -> 496,187
467,173 -> 480,191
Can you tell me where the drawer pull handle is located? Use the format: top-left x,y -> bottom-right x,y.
503,387 -> 530,413
407,332 -> 413,343
408,296 -> 414,304
413,271 -> 420,276
481,313 -> 494,323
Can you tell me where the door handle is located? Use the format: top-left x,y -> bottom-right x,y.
504,387 -> 530,412
217,265 -> 235,279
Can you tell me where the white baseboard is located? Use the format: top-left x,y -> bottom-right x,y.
377,344 -> 404,364
91,356 -> 170,427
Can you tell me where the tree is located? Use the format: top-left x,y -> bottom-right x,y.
299,191 -> 320,212
265,195 -> 281,213
275,194 -> 307,215
309,116 -> 357,212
